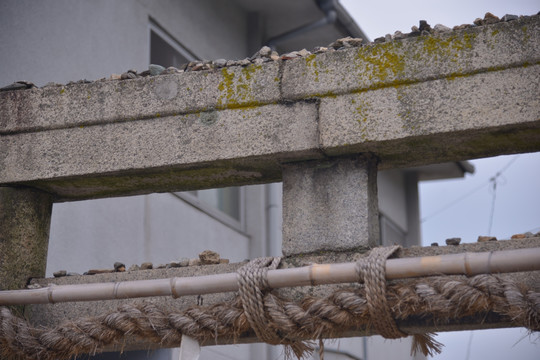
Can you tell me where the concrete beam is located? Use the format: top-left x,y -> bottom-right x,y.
282,155 -> 379,255
0,15 -> 538,200
0,187 -> 52,290
319,64 -> 540,167
281,15 -> 540,99
1,102 -> 321,201
24,237 -> 540,351
0,62 -> 281,134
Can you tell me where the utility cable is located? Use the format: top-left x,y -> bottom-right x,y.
487,179 -> 497,236
421,182 -> 489,223
421,156 -> 519,224
487,156 -> 519,235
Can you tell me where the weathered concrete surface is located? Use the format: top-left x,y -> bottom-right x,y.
0,62 -> 281,134
0,15 -> 539,200
319,64 -> 540,167
282,156 -> 379,255
0,187 -> 52,290
1,102 -> 321,200
281,15 -> 540,99
25,237 -> 540,350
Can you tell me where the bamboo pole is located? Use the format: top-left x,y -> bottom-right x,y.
1,247 -> 539,306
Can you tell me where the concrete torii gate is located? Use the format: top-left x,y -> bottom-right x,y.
0,14 -> 539,355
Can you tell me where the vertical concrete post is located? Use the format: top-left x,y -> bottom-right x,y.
0,187 -> 53,290
282,155 -> 379,256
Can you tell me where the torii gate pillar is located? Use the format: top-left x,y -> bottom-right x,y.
282,155 -> 379,256
0,187 -> 52,291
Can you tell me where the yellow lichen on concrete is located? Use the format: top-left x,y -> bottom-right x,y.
354,41 -> 406,85
217,65 -> 262,108
420,31 -> 476,64
350,30 -> 480,90
353,95 -> 371,140
304,54 -> 320,82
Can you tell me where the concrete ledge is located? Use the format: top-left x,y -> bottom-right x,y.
1,102 -> 321,200
25,238 -> 540,350
282,15 -> 540,99
319,64 -> 540,168
0,62 -> 281,134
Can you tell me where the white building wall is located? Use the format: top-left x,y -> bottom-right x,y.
366,336 -> 423,360
378,169 -> 408,233
49,194 -> 251,276
0,0 -> 247,87
1,0 -> 149,86
137,0 -> 247,61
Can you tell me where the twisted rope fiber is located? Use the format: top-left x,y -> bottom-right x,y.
236,257 -> 313,358
1,265 -> 539,359
237,257 -> 281,344
355,245 -> 442,355
356,245 -> 406,339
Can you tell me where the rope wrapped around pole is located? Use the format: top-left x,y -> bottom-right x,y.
1,248 -> 539,359
355,245 -> 442,354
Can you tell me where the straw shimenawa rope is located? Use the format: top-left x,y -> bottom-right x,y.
356,245 -> 406,339
1,250 -> 539,360
237,256 -> 313,358
237,256 -> 282,345
356,245 -> 442,355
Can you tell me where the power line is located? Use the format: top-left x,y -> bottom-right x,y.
421,181 -> 489,223
496,155 -> 520,175
421,155 -> 520,224
487,179 -> 497,236
487,156 -> 519,235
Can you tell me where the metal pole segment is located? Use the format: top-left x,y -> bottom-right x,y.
1,248 -> 539,306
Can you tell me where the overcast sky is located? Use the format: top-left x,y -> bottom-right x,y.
340,1 -> 540,359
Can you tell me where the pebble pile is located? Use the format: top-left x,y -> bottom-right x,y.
1,12 -> 536,91
51,250 -> 229,279
48,229 -> 540,279
429,230 -> 540,247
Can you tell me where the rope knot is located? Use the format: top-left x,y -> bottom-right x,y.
356,245 -> 443,356
236,257 -> 282,345
355,245 -> 406,339
236,257 -> 313,358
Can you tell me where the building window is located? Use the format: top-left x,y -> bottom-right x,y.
149,19 -> 196,66
174,188 -> 245,232
195,187 -> 241,221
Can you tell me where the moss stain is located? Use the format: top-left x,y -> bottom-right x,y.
421,32 -> 476,66
352,41 -> 407,90
304,54 -> 320,82
521,25 -> 531,42
217,65 -> 262,108
353,96 -> 371,140
350,30 -> 480,91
